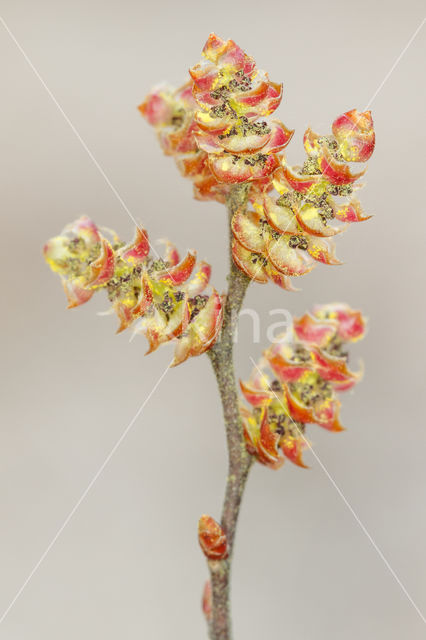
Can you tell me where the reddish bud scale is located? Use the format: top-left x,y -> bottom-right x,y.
202,581 -> 213,622
198,515 -> 228,560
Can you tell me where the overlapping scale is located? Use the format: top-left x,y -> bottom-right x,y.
44,218 -> 223,366
239,304 -> 366,469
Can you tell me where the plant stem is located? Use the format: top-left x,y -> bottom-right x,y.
206,184 -> 253,640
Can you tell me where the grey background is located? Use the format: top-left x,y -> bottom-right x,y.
1,0 -> 425,638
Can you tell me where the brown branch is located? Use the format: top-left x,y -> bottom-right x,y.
206,184 -> 253,640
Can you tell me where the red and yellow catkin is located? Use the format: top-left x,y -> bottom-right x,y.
44,217 -> 223,366
240,304 -> 366,469
140,33 -> 375,291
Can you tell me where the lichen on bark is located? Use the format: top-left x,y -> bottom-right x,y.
206,184 -> 254,640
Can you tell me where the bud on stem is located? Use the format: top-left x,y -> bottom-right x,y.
202,580 -> 213,622
198,515 -> 228,561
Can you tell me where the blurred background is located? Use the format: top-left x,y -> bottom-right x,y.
1,0 -> 425,638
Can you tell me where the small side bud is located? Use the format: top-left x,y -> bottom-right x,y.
202,580 -> 212,622
198,514 -> 228,560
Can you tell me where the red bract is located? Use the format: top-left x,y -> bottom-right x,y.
44,217 -> 223,366
318,145 -> 366,185
239,304 -> 366,468
312,303 -> 366,342
332,109 -> 375,163
190,34 -> 293,184
198,515 -> 228,560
